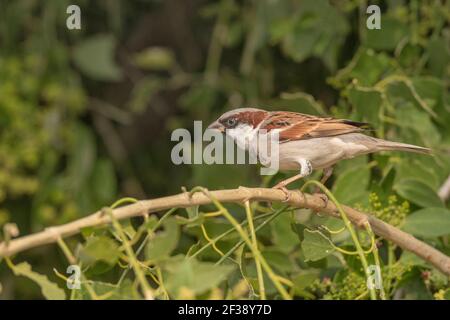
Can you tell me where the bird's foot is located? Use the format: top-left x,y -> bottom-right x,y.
272,183 -> 291,202
313,192 -> 329,216
316,193 -> 329,207
312,185 -> 329,208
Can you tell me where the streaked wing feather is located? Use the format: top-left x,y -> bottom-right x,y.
260,112 -> 368,142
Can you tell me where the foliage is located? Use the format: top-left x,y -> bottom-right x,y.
0,0 -> 449,300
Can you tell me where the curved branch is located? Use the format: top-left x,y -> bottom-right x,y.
1,187 -> 449,275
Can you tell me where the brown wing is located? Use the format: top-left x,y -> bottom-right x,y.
260,112 -> 369,142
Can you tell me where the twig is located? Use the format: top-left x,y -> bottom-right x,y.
1,187 -> 450,275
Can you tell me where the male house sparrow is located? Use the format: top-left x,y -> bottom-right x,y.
208,108 -> 430,198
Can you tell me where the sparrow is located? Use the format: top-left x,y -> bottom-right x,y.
207,107 -> 431,200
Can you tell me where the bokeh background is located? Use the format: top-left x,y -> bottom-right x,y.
0,0 -> 449,299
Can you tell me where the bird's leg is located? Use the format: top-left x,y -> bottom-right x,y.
315,167 -> 334,191
272,173 -> 304,202
314,166 -> 334,209
273,159 -> 312,202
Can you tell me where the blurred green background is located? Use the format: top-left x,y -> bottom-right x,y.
0,0 -> 449,299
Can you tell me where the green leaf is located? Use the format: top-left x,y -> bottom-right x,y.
79,236 -> 120,266
271,92 -> 326,115
145,217 -> 180,262
398,251 -> 429,268
347,87 -> 382,126
394,179 -> 443,208
140,215 -> 159,231
332,164 -> 370,205
9,262 -> 65,300
413,76 -> 449,125
301,229 -> 335,262
164,256 -> 234,296
185,205 -> 199,220
262,248 -> 293,273
379,166 -> 396,195
396,270 -> 433,300
80,225 -> 109,239
343,253 -> 365,276
364,17 -> 409,50
271,213 -> 298,253
132,47 -> 175,70
77,280 -> 139,300
330,49 -> 393,87
395,160 -> 440,190
394,102 -> 440,146
427,39 -> 450,78
444,289 -> 450,300
73,34 -> 122,81
292,270 -> 320,292
291,222 -> 307,241
278,0 -> 349,71
403,208 -> 450,237
120,219 -> 137,240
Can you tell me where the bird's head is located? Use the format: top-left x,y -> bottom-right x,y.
207,108 -> 269,149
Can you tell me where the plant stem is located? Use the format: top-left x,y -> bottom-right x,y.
244,200 -> 266,300
116,207 -> 177,287
364,223 -> 386,300
386,242 -> 395,295
191,188 -> 291,300
104,207 -> 154,300
54,238 -> 97,300
191,208 -> 289,261
215,206 -> 290,264
302,181 -> 377,300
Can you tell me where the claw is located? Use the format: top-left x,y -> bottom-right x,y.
315,193 -> 329,208
313,193 -> 329,216
273,184 -> 291,202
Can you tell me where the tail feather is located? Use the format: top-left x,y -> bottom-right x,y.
337,133 -> 431,155
375,139 -> 431,155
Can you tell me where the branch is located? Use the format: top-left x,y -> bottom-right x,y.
1,187 -> 450,275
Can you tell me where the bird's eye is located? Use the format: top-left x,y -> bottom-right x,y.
225,118 -> 237,128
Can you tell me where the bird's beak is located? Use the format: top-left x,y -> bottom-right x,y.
207,121 -> 224,133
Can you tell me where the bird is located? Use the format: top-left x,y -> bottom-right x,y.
207,107 -> 431,201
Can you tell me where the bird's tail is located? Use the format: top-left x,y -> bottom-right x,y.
374,138 -> 431,155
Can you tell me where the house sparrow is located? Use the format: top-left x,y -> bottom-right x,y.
208,107 -> 430,200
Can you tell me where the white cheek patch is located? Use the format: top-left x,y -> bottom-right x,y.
224,123 -> 281,174
226,124 -> 257,150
